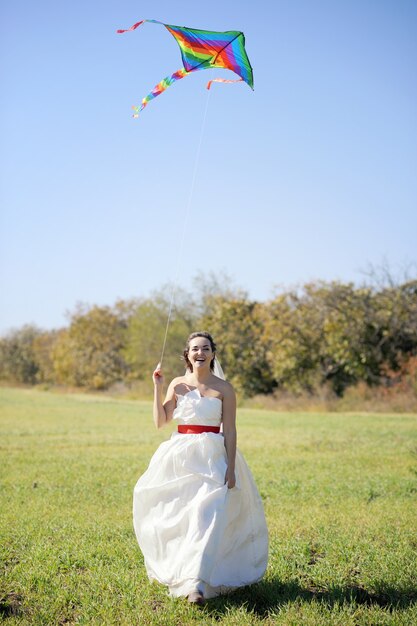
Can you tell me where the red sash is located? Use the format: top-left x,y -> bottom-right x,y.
178,425 -> 220,434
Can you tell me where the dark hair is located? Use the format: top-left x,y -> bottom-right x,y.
183,331 -> 216,372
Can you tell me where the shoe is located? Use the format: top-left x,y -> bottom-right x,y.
188,592 -> 205,605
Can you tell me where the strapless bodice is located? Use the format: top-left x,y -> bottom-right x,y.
173,389 -> 222,427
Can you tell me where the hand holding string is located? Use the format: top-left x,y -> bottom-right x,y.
153,362 -> 164,387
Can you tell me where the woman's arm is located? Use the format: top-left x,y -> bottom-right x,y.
222,382 -> 237,488
152,365 -> 177,429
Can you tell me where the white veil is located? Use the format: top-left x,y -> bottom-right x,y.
213,357 -> 226,380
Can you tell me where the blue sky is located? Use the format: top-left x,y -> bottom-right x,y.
1,0 -> 416,333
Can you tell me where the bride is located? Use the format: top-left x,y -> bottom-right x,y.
133,331 -> 268,604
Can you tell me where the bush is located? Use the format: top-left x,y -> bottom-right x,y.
0,325 -> 41,384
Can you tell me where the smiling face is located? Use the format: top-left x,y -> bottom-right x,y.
184,332 -> 216,372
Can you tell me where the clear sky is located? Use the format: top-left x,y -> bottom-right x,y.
1,0 -> 416,333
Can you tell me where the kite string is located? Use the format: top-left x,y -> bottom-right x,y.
159,87 -> 212,366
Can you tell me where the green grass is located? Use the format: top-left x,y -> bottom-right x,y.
0,387 -> 416,625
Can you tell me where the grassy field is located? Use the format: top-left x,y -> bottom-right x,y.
0,387 -> 416,625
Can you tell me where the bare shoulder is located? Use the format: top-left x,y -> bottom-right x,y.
216,378 -> 235,400
170,375 -> 187,386
165,375 -> 186,397
168,375 -> 190,395
168,375 -> 187,388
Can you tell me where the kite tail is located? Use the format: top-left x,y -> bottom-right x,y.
206,77 -> 244,90
116,20 -> 146,34
132,68 -> 189,117
116,19 -> 163,34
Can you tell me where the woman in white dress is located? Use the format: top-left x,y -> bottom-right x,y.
133,331 -> 268,604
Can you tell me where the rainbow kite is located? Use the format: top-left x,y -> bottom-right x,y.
117,19 -> 254,117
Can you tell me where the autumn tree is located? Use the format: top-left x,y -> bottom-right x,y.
52,305 -> 128,389
32,330 -> 60,384
200,297 -> 276,397
123,290 -> 196,389
369,280 -> 417,381
262,279 -> 417,395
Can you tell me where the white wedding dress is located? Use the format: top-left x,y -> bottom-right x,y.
133,388 -> 268,598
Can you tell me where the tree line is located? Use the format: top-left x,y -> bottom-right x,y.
1,274 -> 417,399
